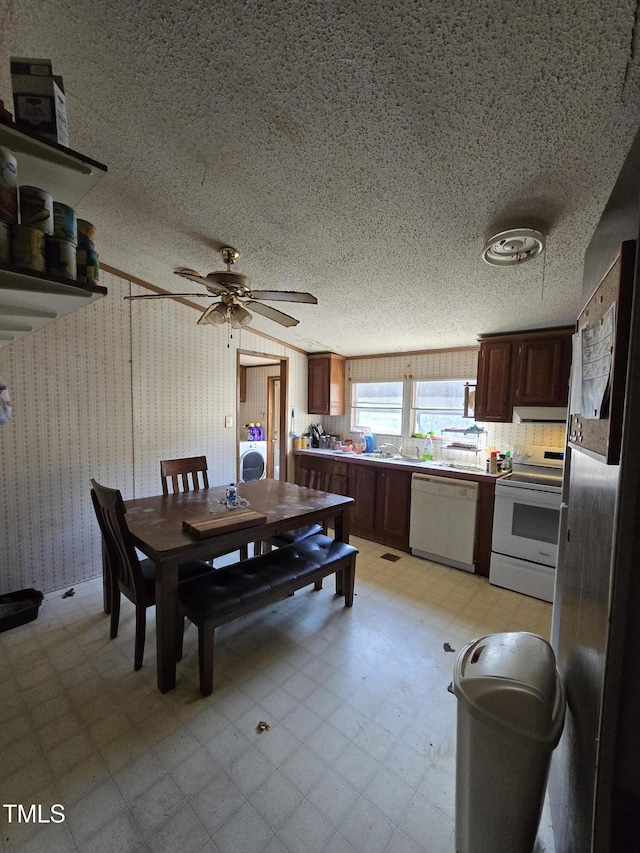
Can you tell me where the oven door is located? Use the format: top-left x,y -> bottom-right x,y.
492,484 -> 561,567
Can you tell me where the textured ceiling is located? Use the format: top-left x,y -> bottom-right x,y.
2,0 -> 640,355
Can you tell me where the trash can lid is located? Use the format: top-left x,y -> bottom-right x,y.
453,632 -> 565,743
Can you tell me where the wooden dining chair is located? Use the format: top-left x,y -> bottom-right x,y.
159,456 -> 249,560
160,456 -> 209,495
261,455 -> 337,554
90,479 -> 213,671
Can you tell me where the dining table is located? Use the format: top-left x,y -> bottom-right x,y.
123,478 -> 354,692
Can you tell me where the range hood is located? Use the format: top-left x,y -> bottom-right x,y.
512,406 -> 568,424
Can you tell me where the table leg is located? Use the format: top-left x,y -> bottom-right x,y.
155,557 -> 180,693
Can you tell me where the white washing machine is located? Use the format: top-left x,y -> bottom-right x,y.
238,441 -> 268,482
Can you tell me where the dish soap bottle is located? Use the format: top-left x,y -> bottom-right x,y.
363,428 -> 375,453
422,432 -> 435,461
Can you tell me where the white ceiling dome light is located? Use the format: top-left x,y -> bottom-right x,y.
482,221 -> 547,266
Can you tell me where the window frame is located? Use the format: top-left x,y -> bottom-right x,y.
410,378 -> 475,435
350,380 -> 404,437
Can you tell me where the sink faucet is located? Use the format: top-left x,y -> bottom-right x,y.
379,441 -> 403,455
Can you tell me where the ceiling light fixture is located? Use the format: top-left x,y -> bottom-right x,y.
482,220 -> 547,266
197,302 -> 228,326
228,304 -> 253,329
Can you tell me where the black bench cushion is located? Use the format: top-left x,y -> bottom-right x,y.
178,547 -> 320,620
288,533 -> 359,567
268,523 -> 324,547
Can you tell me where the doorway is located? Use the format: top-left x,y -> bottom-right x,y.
237,350 -> 289,482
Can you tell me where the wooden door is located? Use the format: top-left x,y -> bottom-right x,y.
308,357 -> 329,414
348,464 -> 376,537
374,468 -> 411,550
516,334 -> 571,406
475,339 -> 513,421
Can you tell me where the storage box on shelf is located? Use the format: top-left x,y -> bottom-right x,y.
0,122 -> 107,346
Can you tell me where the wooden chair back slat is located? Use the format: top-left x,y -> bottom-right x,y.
296,455 -> 336,492
160,456 -> 209,495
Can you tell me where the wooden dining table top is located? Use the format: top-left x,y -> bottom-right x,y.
124,478 -> 353,562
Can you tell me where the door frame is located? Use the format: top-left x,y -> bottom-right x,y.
236,349 -> 289,482
267,375 -> 280,478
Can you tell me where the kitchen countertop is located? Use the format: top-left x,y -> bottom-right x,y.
293,448 -> 506,483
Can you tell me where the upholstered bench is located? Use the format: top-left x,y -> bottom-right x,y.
177,534 -> 358,695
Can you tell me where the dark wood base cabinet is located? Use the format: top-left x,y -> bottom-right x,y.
349,465 -> 411,551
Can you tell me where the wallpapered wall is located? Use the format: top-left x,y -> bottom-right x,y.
0,270 -> 312,595
324,348 -> 566,458
239,365 -> 281,431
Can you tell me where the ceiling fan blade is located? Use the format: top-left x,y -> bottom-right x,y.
248,290 -> 318,304
246,301 -> 299,327
125,293 -> 212,300
174,269 -> 229,296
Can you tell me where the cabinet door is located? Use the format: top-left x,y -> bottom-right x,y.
348,464 -> 377,536
515,334 -> 571,406
374,468 -> 411,550
308,357 -> 329,414
475,340 -> 513,422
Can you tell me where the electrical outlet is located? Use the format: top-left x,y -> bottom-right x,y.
225,416 -> 233,428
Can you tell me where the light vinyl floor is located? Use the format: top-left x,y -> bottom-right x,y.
0,538 -> 555,853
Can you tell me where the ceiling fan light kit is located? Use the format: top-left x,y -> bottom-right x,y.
482,220 -> 547,266
126,246 -> 318,330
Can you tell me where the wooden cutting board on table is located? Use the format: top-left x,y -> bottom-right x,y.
182,508 -> 267,539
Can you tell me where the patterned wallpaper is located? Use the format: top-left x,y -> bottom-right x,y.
0,271 -> 311,594
324,348 -> 566,459
239,365 -> 280,432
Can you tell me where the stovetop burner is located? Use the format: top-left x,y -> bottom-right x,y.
497,444 -> 565,493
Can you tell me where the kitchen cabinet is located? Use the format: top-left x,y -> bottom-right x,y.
475,327 -> 573,422
0,123 -> 108,347
348,464 -> 411,550
308,352 -> 345,416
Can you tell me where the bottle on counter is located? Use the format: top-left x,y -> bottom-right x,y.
422,431 -> 435,461
489,451 -> 499,475
226,483 -> 238,508
363,428 -> 375,453
504,451 -> 512,472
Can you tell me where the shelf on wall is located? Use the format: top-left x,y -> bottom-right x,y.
0,122 -> 107,207
0,124 -> 108,346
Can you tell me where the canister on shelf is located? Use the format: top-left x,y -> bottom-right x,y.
76,246 -> 99,285
0,146 -> 18,224
52,201 -> 77,244
11,225 -> 46,272
77,218 -> 96,250
0,221 -> 10,263
46,235 -> 77,280
19,186 -> 53,234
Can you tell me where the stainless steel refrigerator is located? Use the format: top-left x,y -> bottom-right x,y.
549,129 -> 640,853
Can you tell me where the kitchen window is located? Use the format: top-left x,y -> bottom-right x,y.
351,381 -> 403,436
411,379 -> 474,434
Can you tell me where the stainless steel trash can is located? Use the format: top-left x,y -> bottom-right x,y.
453,632 -> 565,853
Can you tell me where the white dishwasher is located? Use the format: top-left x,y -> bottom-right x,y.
409,473 -> 479,572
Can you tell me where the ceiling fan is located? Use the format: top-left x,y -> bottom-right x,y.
125,247 -> 317,328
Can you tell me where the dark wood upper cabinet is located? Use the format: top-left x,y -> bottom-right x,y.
515,334 -> 571,406
308,353 -> 346,416
475,339 -> 513,422
475,327 -> 573,422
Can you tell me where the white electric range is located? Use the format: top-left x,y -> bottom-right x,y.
489,444 -> 565,602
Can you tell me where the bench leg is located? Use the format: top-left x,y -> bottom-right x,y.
176,615 -> 185,662
198,622 -> 215,697
335,569 -> 344,597
314,579 -> 323,591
